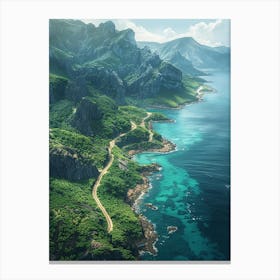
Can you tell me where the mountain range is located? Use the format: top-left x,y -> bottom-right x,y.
137,37 -> 230,72
50,19 -> 201,108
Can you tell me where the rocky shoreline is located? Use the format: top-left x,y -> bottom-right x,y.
127,84 -> 213,257
127,86 -> 213,255
127,175 -> 158,256
138,215 -> 158,256
127,176 -> 151,211
125,117 -> 178,257
128,138 -> 176,157
126,137 -> 176,256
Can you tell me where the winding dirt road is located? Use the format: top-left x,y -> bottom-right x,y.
91,117 -> 143,233
92,139 -> 115,233
140,112 -> 153,142
140,112 -> 151,127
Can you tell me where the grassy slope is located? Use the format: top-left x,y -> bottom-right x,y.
116,127 -> 149,147
118,106 -> 147,125
50,128 -> 108,169
144,75 -> 201,108
49,97 -> 153,260
98,146 -> 144,253
49,74 -> 69,103
49,99 -> 74,129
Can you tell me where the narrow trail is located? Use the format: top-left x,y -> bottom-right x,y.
140,112 -> 153,142
148,129 -> 153,142
91,118 -> 139,233
92,138 -> 115,233
140,112 -> 152,127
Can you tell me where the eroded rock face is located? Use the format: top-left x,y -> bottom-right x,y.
49,77 -> 68,104
64,78 -> 89,103
50,146 -> 99,181
159,62 -> 182,90
125,46 -> 183,98
164,51 -> 206,76
140,47 -> 161,68
50,20 -> 185,104
127,61 -> 182,98
71,98 -> 103,136
81,67 -> 126,104
98,21 -> 116,35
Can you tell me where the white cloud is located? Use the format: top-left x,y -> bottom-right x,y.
186,19 -> 229,46
114,19 -> 164,42
163,27 -> 177,40
81,19 -> 230,47
160,19 -> 229,47
82,19 -> 165,42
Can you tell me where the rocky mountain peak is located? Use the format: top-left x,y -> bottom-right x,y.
50,19 -> 187,105
98,21 -> 116,34
121,28 -> 136,45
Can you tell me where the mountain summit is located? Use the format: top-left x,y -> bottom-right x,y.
50,20 -> 194,107
138,37 -> 230,70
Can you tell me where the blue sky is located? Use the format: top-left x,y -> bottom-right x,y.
82,19 -> 230,47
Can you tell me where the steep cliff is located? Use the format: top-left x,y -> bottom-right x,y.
71,97 -> 103,136
50,146 -> 99,181
49,19 -> 187,105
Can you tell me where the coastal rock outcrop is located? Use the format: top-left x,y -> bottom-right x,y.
50,146 -> 99,181
167,226 -> 178,234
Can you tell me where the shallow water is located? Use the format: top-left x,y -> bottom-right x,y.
134,71 -> 230,260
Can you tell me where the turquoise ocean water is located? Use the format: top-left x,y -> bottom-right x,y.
134,71 -> 230,260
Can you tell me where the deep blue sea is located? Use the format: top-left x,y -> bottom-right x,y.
134,71 -> 230,260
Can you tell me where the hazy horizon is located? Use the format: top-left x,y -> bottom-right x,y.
81,19 -> 230,47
